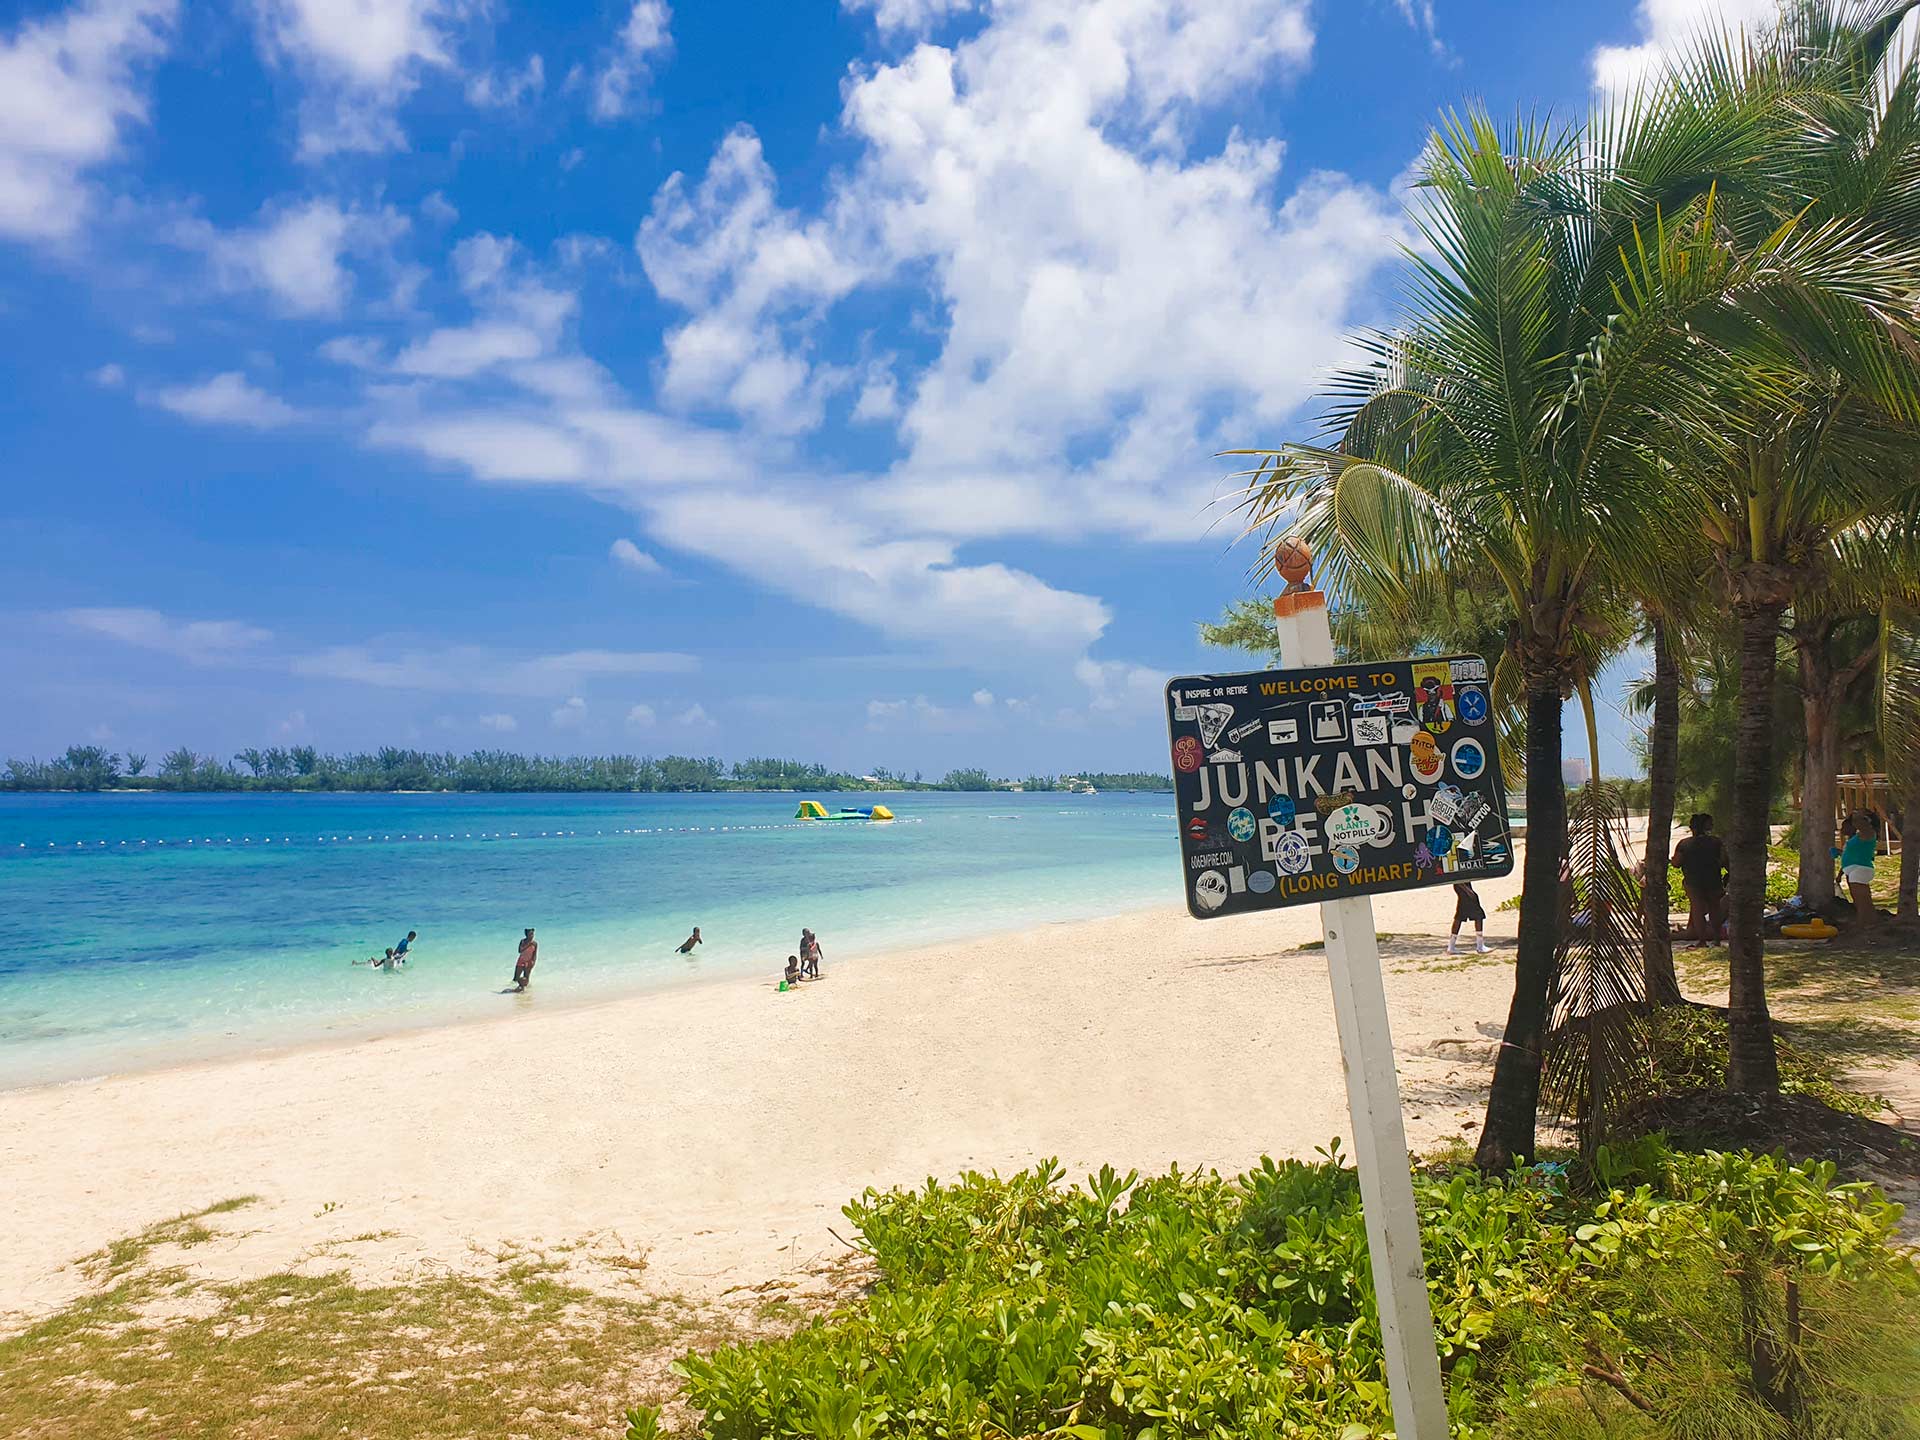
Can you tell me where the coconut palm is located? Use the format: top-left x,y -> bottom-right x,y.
1643,1 -> 1920,1088
1877,610 -> 1920,918
1227,91 -> 1893,1165
1789,524 -> 1920,901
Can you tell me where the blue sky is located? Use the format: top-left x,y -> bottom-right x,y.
1,0 -> 1758,777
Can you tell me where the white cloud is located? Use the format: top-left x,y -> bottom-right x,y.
466,52 -> 543,108
972,688 -> 994,707
550,695 -> 587,729
851,365 -> 899,423
419,189 -> 458,225
186,197 -> 406,317
0,0 -> 175,242
250,0 -> 466,157
674,701 -> 712,727
1389,0 -> 1443,57
91,362 -> 125,387
280,708 -> 308,734
64,606 -> 273,664
319,334 -> 384,368
1075,656 -> 1167,713
294,644 -> 697,695
624,702 -> 655,727
322,0 -> 1411,700
843,0 -> 976,35
593,0 -> 671,121
610,538 -> 666,575
148,371 -> 303,428
1592,0 -> 1776,96
638,125 -> 860,434
477,711 -> 518,731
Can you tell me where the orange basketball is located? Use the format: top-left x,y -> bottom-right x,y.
1275,536 -> 1313,586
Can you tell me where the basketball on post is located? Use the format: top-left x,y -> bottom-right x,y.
1275,536 -> 1313,587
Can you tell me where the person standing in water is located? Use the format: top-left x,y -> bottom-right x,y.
393,930 -> 417,962
1448,881 -> 1488,954
510,928 -> 538,991
800,929 -> 822,978
676,927 -> 702,955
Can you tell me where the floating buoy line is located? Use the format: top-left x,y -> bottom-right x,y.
6,817 -> 925,857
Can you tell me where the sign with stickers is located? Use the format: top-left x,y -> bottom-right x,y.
1165,655 -> 1514,918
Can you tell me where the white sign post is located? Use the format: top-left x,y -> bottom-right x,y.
1272,585 -> 1449,1440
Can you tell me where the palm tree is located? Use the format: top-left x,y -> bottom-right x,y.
1228,94 -> 1853,1166
1789,526 -> 1920,901
1645,0 -> 1920,1088
1877,609 -> 1920,919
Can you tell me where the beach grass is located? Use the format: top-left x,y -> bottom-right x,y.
0,1202 -> 750,1439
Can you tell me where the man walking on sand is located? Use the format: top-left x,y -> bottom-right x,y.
510,928 -> 537,991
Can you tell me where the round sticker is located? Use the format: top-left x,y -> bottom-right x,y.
1364,805 -> 1394,845
1275,830 -> 1312,874
1268,793 -> 1297,827
1451,737 -> 1487,780
1248,869 -> 1276,895
1409,730 -> 1443,783
1173,736 -> 1203,773
1227,807 -> 1256,842
1326,803 -> 1373,846
1331,843 -> 1360,875
1426,824 -> 1453,859
1194,870 -> 1229,912
1457,687 -> 1488,724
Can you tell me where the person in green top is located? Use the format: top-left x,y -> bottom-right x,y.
1839,814 -> 1880,928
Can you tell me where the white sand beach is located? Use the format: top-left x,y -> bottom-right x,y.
0,869 -> 1525,1330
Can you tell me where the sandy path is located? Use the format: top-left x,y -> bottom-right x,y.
0,868 -> 1522,1328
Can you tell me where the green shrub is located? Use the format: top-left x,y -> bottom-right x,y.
1652,1006 -> 1882,1117
635,1140 -> 1916,1439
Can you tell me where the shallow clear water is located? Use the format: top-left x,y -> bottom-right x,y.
0,791 -> 1179,1087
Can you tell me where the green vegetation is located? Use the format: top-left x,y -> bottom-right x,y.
635,1140 -> 1918,1439
1650,1007 -> 1884,1119
1219,0 -> 1920,1162
0,746 -> 1172,794
0,1199 -> 735,1440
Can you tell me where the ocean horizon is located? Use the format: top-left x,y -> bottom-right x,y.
0,790 -> 1179,1089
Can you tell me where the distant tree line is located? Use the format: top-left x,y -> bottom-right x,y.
1,746 -> 1174,795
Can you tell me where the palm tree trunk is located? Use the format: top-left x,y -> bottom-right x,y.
1794,618 -> 1840,903
1897,790 -> 1917,921
1642,615 -> 1683,1005
1728,602 -> 1783,1093
1476,679 -> 1566,1170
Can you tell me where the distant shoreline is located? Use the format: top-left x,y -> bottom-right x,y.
0,781 -> 1173,796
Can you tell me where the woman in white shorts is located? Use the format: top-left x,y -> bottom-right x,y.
1838,815 -> 1880,928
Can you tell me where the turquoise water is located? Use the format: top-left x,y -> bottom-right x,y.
0,791 -> 1179,1088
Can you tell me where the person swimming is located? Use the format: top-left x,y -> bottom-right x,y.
676,927 -> 702,955
355,947 -> 398,969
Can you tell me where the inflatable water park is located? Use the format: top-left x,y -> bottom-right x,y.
795,801 -> 895,822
